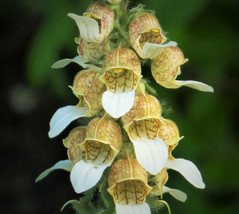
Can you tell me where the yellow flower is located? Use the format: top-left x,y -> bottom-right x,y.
100,47 -> 142,118
48,69 -> 105,138
68,1 -> 114,43
129,13 -> 177,59
151,46 -> 214,92
108,157 -> 152,214
121,84 -> 168,175
70,114 -> 123,193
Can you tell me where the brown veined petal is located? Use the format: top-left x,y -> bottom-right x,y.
77,37 -> 110,62
108,158 -> 151,205
81,115 -> 123,165
71,69 -> 106,116
101,48 -> 142,93
129,13 -> 166,58
62,126 -> 87,165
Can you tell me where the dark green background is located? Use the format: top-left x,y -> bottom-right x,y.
1,0 -> 238,213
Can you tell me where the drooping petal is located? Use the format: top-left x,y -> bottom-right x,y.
132,138 -> 168,175
142,41 -> 177,59
166,158 -> 205,189
116,203 -> 151,214
102,90 -> 135,118
35,160 -> 71,182
163,186 -> 187,202
175,80 -> 214,92
51,56 -> 86,69
70,160 -> 109,193
48,105 -> 89,138
68,13 -> 99,42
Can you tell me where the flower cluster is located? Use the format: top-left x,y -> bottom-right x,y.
36,1 -> 213,213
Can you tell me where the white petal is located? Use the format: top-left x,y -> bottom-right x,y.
68,13 -> 99,42
102,90 -> 135,118
70,160 -> 109,193
116,203 -> 151,214
142,41 -> 177,59
132,138 -> 168,175
51,56 -> 87,69
35,160 -> 71,182
166,158 -> 205,189
175,80 -> 214,92
163,186 -> 187,202
48,105 -> 89,138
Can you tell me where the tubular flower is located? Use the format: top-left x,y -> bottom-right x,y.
121,84 -> 168,175
151,46 -> 214,92
48,69 -> 105,138
35,126 -> 87,182
150,168 -> 187,202
68,1 -> 114,43
70,114 -> 123,193
108,158 -> 152,214
52,38 -> 110,70
157,118 -> 206,189
63,126 -> 87,167
129,13 -> 177,59
100,47 -> 142,118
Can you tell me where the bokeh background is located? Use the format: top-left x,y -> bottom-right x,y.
1,0 -> 239,213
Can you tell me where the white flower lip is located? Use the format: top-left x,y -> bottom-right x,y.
132,138 -> 168,175
166,158 -> 206,189
51,56 -> 88,69
116,203 -> 151,214
163,186 -> 187,202
142,41 -> 177,59
68,13 -> 100,43
102,90 -> 135,118
70,160 -> 110,193
48,105 -> 89,138
175,80 -> 214,92
35,160 -> 71,182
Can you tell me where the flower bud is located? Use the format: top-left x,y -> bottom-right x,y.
108,158 -> 151,207
150,168 -> 168,195
72,69 -> 105,116
151,46 -> 214,92
101,47 -> 142,118
129,14 -> 167,58
63,126 -> 87,165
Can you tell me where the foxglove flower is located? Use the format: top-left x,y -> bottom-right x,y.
48,69 -> 105,138
68,1 -> 114,43
36,126 -> 87,182
129,13 -> 176,59
151,46 -> 214,92
100,47 -> 142,118
70,114 -> 123,193
121,84 -> 168,175
158,118 -> 206,189
108,158 -> 152,214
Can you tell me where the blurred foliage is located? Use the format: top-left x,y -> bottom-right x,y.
23,0 -> 239,213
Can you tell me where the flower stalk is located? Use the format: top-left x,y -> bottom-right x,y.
36,1 -> 213,213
